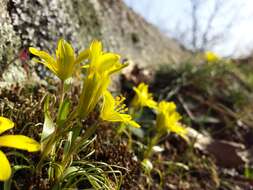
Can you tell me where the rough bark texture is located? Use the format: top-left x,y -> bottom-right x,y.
0,0 -> 189,85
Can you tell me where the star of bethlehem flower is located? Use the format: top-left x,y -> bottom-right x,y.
29,39 -> 89,81
100,91 -> 140,128
131,83 -> 157,109
156,101 -> 188,141
0,117 -> 40,181
77,40 -> 127,118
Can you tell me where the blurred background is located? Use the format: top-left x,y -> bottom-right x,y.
124,0 -> 253,58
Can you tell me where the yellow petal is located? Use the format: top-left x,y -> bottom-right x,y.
75,48 -> 89,65
29,47 -> 58,75
0,117 -> 14,135
127,120 -> 141,128
170,124 -> 189,142
56,39 -> 75,65
0,150 -> 11,181
55,39 -> 75,80
132,83 -> 157,109
97,53 -> 120,72
100,91 -> 141,128
29,47 -> 57,67
0,135 -> 40,152
90,40 -> 102,61
89,40 -> 102,67
81,65 -> 90,69
32,58 -> 58,76
205,51 -> 220,62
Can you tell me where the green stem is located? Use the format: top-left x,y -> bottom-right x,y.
144,132 -> 163,159
36,127 -> 62,172
57,82 -> 65,122
36,134 -> 55,172
127,130 -> 133,150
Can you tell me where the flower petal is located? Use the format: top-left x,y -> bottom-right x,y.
56,39 -> 75,66
97,53 -> 120,72
0,150 -> 11,181
75,48 -> 89,65
90,40 -> 102,59
32,58 -> 58,76
0,135 -> 40,152
29,47 -> 57,67
100,91 -> 141,128
126,120 -> 141,128
55,39 -> 76,80
0,117 -> 14,135
29,48 -> 58,75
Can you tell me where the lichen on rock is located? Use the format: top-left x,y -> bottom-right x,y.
1,0 -> 189,84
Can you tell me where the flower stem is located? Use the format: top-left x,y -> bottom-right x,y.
144,132 -> 162,159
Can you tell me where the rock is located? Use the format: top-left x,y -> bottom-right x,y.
188,127 -> 249,168
0,0 -> 190,85
206,140 -> 247,168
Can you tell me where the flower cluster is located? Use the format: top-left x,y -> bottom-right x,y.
130,82 -> 188,159
76,40 -> 127,119
131,82 -> 187,140
30,39 -> 136,128
0,38 -> 188,187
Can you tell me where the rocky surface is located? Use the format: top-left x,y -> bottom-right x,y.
0,0 -> 189,84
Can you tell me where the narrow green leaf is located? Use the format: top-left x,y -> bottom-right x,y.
57,99 -> 70,125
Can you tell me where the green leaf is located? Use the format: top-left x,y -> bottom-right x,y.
41,96 -> 55,148
57,99 -> 70,125
62,166 -> 80,179
129,126 -> 144,138
62,122 -> 82,160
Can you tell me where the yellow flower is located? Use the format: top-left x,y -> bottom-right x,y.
77,40 -> 127,118
156,101 -> 188,140
29,39 -> 89,81
0,117 -> 40,181
205,51 -> 220,63
131,83 -> 157,109
100,91 -> 140,128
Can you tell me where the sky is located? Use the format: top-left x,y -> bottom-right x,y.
124,0 -> 253,58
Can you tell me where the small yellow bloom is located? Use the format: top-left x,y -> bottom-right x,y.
77,40 -> 127,118
88,40 -> 127,75
0,117 -> 40,181
156,101 -> 188,140
29,39 -> 89,81
205,51 -> 220,63
131,83 -> 157,109
100,91 -> 140,128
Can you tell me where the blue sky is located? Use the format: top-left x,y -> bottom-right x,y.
124,0 -> 253,57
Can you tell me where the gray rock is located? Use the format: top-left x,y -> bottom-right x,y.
0,0 -> 189,85
188,127 -> 249,168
